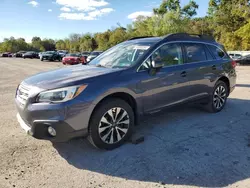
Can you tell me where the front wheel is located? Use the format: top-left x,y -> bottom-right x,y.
204,80 -> 229,113
88,98 -> 134,150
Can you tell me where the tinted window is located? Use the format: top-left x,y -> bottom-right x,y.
90,52 -> 102,56
204,46 -> 214,60
184,43 -> 207,63
139,43 -> 183,71
207,45 -> 225,59
154,43 -> 183,66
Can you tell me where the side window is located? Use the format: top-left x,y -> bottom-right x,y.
139,43 -> 183,71
139,58 -> 151,71
183,43 -> 207,63
204,45 -> 214,60
153,43 -> 183,67
207,45 -> 225,59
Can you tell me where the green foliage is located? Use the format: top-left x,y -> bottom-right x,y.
1,0 -> 250,52
207,0 -> 250,50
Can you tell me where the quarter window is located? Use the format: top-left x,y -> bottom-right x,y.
183,43 -> 207,63
207,45 -> 225,59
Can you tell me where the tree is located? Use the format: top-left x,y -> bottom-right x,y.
207,0 -> 250,50
32,36 -> 41,43
153,0 -> 181,15
182,0 -> 199,17
79,34 -> 97,52
95,30 -> 112,50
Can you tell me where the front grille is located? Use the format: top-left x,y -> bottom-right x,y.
16,83 -> 31,108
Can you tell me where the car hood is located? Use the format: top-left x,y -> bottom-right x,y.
43,54 -> 53,56
23,65 -> 122,89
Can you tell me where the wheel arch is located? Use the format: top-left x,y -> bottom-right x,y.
88,91 -> 139,131
217,76 -> 230,95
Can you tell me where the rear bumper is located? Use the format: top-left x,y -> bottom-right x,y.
17,113 -> 88,142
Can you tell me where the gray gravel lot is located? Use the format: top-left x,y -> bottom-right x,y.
0,58 -> 250,188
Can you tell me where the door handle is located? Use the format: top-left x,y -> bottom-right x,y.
180,71 -> 187,77
211,65 -> 217,70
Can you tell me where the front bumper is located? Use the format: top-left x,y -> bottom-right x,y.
16,113 -> 88,142
62,60 -> 78,65
42,56 -> 52,60
15,82 -> 95,142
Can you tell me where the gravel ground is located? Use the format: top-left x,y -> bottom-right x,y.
0,58 -> 250,188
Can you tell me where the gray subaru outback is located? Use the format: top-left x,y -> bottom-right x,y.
15,33 -> 237,150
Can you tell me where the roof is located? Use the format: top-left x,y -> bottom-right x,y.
128,37 -> 163,43
128,33 -> 217,44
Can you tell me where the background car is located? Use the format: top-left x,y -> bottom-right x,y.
229,53 -> 242,60
57,50 -> 68,59
237,54 -> 250,65
81,51 -> 90,59
14,51 -> 26,58
23,51 -> 39,59
38,52 -> 44,59
86,51 -> 103,62
62,53 -> 87,65
2,52 -> 12,57
41,51 -> 61,61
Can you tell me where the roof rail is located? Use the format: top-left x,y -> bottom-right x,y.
163,33 -> 215,42
128,36 -> 155,41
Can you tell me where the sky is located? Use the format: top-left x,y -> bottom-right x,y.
0,0 -> 209,43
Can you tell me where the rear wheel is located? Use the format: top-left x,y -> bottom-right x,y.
88,98 -> 134,150
40,58 -> 43,61
204,80 -> 228,113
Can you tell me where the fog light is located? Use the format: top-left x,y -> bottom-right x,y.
48,126 -> 56,137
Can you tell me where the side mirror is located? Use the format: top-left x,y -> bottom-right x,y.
152,59 -> 163,69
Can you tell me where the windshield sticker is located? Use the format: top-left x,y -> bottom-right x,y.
133,46 -> 150,50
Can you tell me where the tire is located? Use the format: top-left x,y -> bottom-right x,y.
204,80 -> 229,113
88,98 -> 134,150
41,58 -> 43,61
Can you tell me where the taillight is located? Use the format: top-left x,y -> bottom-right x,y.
232,61 -> 237,68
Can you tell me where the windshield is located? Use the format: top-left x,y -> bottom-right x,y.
82,53 -> 89,55
66,53 -> 79,57
45,51 -> 54,54
89,42 -> 152,68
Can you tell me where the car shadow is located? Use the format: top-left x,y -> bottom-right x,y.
236,84 -> 250,88
53,98 -> 250,187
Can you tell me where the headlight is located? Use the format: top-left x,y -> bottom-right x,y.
36,85 -> 87,103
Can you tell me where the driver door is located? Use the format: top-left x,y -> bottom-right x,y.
137,43 -> 191,112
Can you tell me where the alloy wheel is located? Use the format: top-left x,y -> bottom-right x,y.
213,85 -> 227,109
98,107 -> 130,144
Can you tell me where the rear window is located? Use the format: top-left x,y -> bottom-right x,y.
183,43 -> 207,63
207,45 -> 225,59
66,53 -> 79,57
90,52 -> 101,56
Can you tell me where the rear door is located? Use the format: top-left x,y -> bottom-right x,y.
182,42 -> 216,98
